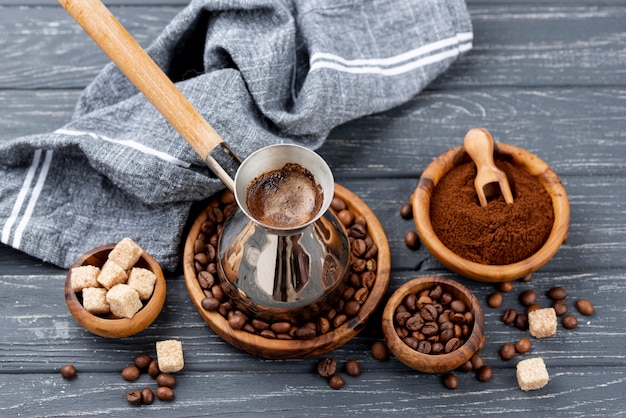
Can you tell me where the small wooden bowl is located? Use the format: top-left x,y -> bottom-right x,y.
382,276 -> 485,373
183,183 -> 391,359
65,244 -> 166,338
412,142 -> 570,282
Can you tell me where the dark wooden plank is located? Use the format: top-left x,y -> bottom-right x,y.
0,5 -> 625,89
1,367 -> 624,416
2,87 -> 626,177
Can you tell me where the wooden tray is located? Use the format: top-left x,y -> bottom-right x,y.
183,183 -> 390,359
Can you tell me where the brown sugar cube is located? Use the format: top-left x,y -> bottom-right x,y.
70,265 -> 101,291
108,237 -> 144,271
516,357 -> 549,391
97,260 -> 128,289
106,284 -> 143,318
528,308 -> 557,338
156,340 -> 184,373
82,287 -> 110,315
127,267 -> 156,300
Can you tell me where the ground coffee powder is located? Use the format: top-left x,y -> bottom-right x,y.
430,160 -> 554,265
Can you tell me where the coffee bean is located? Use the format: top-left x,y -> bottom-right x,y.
420,304 -> 438,322
417,340 -> 432,354
328,374 -> 345,390
331,196 -> 347,212
141,387 -> 154,405
501,308 -> 517,325
450,299 -> 466,313
60,364 -> 77,379
470,353 -> 484,370
126,389 -> 142,405
442,373 -> 458,389
476,365 -> 493,382
404,230 -> 420,250
547,286 -> 568,300
460,361 -> 474,372
337,209 -> 355,227
515,337 -> 532,354
487,292 -> 503,308
514,313 -> 528,331
343,300 -> 361,317
576,299 -> 595,315
526,304 -> 542,315
295,326 -> 316,339
421,322 -> 439,337
121,365 -> 140,381
444,337 -> 463,353
317,357 -> 337,378
431,342 -> 444,354
371,341 -> 389,361
148,360 -> 159,378
496,281 -> 514,293
400,203 -> 413,220
156,373 -> 176,388
134,354 -> 152,370
520,273 -> 533,282
562,315 -> 578,329
519,290 -> 537,306
552,300 -> 568,316
156,386 -> 175,401
228,312 -> 247,330
201,295 -> 220,311
499,343 -> 516,360
345,359 -> 361,377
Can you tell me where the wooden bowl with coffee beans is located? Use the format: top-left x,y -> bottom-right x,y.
412,133 -> 570,282
382,276 -> 485,374
183,184 -> 391,359
65,243 -> 166,338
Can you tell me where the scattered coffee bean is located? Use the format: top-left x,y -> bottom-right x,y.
60,364 -> 77,379
515,337 -> 532,354
514,313 -> 528,331
476,365 -> 493,382
520,273 -> 533,283
371,341 -> 389,361
470,353 -> 484,370
487,292 -> 503,308
317,357 -> 337,378
148,360 -> 160,378
156,386 -> 175,401
156,373 -> 176,388
552,300 -> 568,316
141,387 -> 154,405
460,360 -> 473,372
562,315 -> 578,329
345,359 -> 361,377
519,290 -> 537,306
121,365 -> 140,381
526,304 -> 542,315
328,374 -> 345,390
404,230 -> 420,250
547,286 -> 568,300
501,308 -> 517,325
499,343 -> 516,361
442,373 -> 458,389
400,203 -> 413,220
126,389 -> 142,405
134,354 -> 152,370
496,281 -> 514,293
576,299 -> 595,316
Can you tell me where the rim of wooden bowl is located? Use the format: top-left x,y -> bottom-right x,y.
64,244 -> 166,338
183,183 -> 391,359
381,276 -> 485,373
412,143 -> 570,282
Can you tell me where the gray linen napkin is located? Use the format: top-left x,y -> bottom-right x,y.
0,0 -> 472,271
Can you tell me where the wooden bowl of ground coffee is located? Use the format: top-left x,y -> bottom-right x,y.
412,140 -> 570,282
382,276 -> 485,373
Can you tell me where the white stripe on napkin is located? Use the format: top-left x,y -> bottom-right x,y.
55,128 -> 191,168
309,32 -> 472,75
1,149 -> 42,245
13,150 -> 53,249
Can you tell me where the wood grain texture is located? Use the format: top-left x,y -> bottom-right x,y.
1,1 -> 625,416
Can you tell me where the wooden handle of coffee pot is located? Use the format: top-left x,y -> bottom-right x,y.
59,0 -> 239,190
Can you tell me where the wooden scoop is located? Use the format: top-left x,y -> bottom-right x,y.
463,128 -> 514,207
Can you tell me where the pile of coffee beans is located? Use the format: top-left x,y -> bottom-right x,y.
194,191 -> 379,340
123,353 -> 177,405
392,284 -> 474,355
315,356 -> 362,389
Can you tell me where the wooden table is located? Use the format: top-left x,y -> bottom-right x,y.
2,1 -> 625,416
